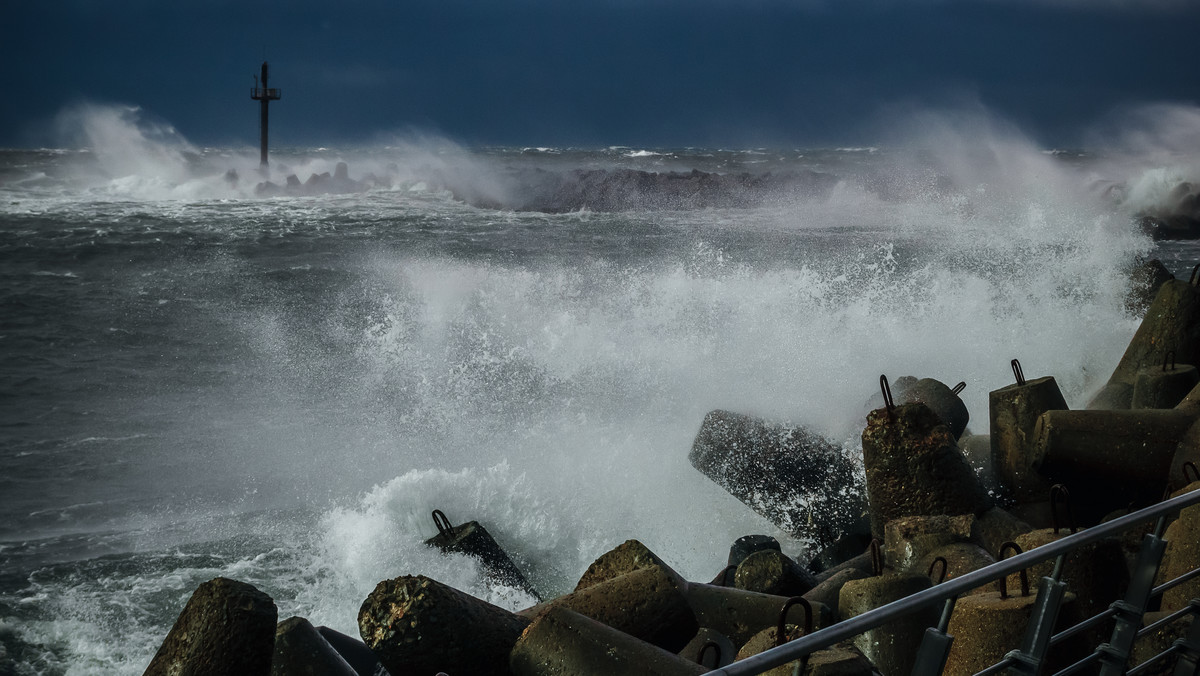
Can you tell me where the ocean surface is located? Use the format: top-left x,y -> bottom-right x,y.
3,104 -> 1200,674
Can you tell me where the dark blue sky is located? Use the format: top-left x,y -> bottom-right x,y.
3,0 -> 1198,148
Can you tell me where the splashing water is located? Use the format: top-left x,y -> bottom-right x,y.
4,101 -> 1200,674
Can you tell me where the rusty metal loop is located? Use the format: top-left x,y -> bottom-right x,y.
1191,264 -> 1200,286
698,641 -> 722,668
775,596 -> 814,648
997,542 -> 1029,599
1011,359 -> 1026,386
720,564 -> 738,587
928,556 -> 949,584
1050,484 -> 1077,535
431,509 -> 453,538
1165,350 -> 1177,372
869,538 -> 883,577
1184,461 -> 1200,485
880,375 -> 895,414
952,381 -> 966,395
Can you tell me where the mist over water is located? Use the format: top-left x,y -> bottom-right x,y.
2,102 -> 1200,673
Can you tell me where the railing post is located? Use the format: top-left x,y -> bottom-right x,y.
909,597 -> 958,676
1098,517 -> 1170,676
1171,600 -> 1200,676
1004,555 -> 1070,674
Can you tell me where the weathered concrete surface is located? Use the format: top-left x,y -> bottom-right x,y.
943,591 -> 1046,675
315,626 -> 388,676
734,549 -> 817,598
689,409 -> 868,549
1132,363 -> 1200,409
509,606 -> 706,676
520,566 -> 698,653
678,628 -> 735,668
358,575 -> 530,676
425,517 -> 539,599
270,616 -> 357,676
861,403 -> 992,536
1088,278 -> 1200,409
574,539 -> 681,592
989,375 -> 1069,502
881,514 -> 975,573
838,572 -> 937,676
1032,408 -> 1193,517
736,628 -> 875,676
899,378 -> 970,440
143,577 -> 277,676
685,583 -> 827,648
915,542 -> 995,592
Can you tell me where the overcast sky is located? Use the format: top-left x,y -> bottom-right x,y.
2,0 -> 1197,149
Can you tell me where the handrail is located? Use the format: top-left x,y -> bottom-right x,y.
708,488 -> 1200,676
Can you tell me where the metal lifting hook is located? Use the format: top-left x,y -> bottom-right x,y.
775,596 -> 814,647
928,556 -> 949,585
880,375 -> 895,419
431,509 -> 454,538
1011,359 -> 1026,386
997,542 -> 1030,599
1183,461 -> 1200,485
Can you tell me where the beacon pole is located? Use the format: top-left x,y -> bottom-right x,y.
250,62 -> 281,168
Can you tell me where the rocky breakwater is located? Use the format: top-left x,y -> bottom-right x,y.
143,259 -> 1200,675
454,167 -> 840,213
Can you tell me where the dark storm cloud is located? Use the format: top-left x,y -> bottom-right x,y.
1,0 -> 1197,147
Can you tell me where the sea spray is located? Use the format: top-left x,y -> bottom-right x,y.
5,104 -> 1200,674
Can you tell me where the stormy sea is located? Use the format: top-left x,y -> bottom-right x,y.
3,103 -> 1200,674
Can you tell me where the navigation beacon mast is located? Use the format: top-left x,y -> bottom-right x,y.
250,61 -> 281,167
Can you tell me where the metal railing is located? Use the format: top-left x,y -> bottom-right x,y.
251,87 -> 281,100
708,488 -> 1200,676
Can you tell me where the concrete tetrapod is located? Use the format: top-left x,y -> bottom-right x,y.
1132,362 -> 1200,409
898,377 -> 971,441
358,575 -> 531,676
270,617 -> 358,676
989,368 -> 1069,503
837,566 -> 937,676
944,545 -> 1079,675
519,565 -> 699,653
913,542 -> 995,593
1159,485 -> 1200,612
315,626 -> 389,676
678,627 -> 736,668
728,534 -> 782,568
861,402 -> 992,536
1032,409 -> 1194,518
143,577 -> 277,676
689,409 -> 867,549
425,509 -> 539,600
734,549 -> 818,598
573,538 -> 679,592
1088,277 -> 1200,410
1003,486 -> 1128,651
880,514 -> 975,573
684,582 -> 830,648
736,612 -> 874,676
510,606 -> 706,676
